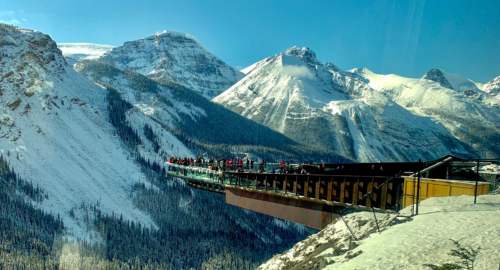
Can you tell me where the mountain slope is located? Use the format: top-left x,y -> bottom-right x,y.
0,24 -> 156,239
214,47 -> 474,162
99,31 -> 243,98
356,68 -> 500,158
76,59 -> 341,162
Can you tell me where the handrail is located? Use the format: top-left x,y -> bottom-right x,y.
166,162 -> 221,175
166,163 -> 402,179
409,156 -> 453,177
228,171 -> 395,179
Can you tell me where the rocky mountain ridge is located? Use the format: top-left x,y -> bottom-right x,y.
98,31 -> 243,98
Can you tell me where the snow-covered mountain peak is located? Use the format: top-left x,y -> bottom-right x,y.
283,46 -> 319,65
215,48 -> 477,161
153,30 -> 198,42
483,76 -> 500,94
422,68 -> 454,89
140,30 -> 201,49
0,23 -> 67,97
99,31 -> 243,98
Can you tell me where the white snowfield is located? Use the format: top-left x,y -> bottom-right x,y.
214,46 -> 491,162
58,43 -> 113,62
259,194 -> 500,270
0,24 -> 158,240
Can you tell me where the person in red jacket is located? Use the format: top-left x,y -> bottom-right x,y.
279,160 -> 285,173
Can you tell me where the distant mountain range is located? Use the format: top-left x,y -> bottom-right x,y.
214,46 -> 499,161
58,38 -> 499,163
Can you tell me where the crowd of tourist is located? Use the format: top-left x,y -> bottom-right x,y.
167,156 -> 304,174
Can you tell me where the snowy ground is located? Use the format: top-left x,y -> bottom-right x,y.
259,194 -> 500,270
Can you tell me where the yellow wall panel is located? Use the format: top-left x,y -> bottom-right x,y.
450,186 -> 473,196
402,177 -> 490,207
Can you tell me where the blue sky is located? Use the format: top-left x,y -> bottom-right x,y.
1,0 -> 499,82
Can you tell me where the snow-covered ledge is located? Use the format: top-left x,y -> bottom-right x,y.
259,194 -> 500,270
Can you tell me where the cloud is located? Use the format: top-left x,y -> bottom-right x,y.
282,65 -> 315,79
0,10 -> 28,26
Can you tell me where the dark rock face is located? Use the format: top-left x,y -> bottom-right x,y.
284,46 -> 319,65
422,68 -> 454,89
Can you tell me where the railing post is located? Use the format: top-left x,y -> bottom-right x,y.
366,178 -> 373,207
264,175 -> 268,191
273,175 -> 277,192
304,176 -> 309,198
327,177 -> 333,201
283,175 -> 288,194
415,159 -> 422,216
394,180 -> 402,211
352,177 -> 359,205
381,178 -> 388,209
474,159 -> 479,204
293,175 -> 298,195
340,178 -> 345,203
315,176 -> 320,200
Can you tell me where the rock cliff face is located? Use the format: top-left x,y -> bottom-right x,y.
422,68 -> 454,89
